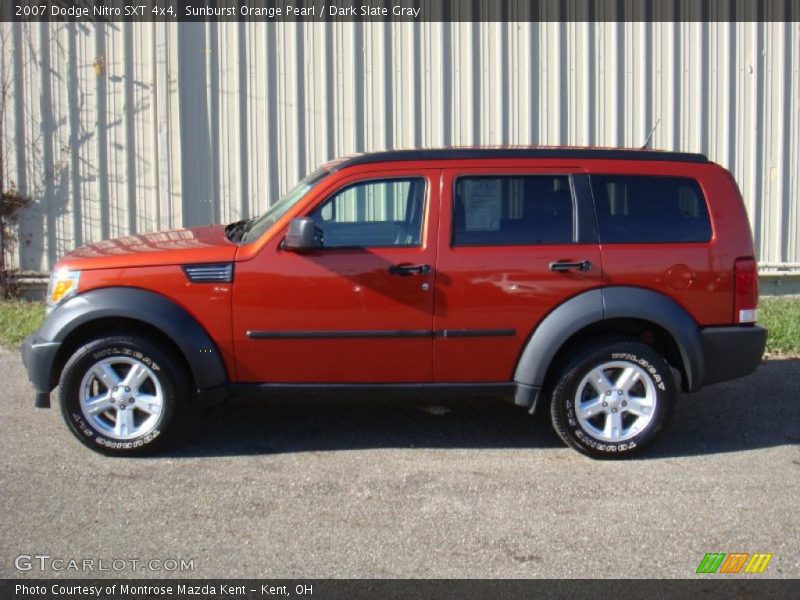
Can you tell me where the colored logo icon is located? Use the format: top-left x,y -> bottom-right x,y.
696,553 -> 773,574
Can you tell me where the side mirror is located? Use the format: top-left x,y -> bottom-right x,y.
284,217 -> 317,251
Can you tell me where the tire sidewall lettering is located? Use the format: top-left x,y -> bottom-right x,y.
94,429 -> 161,450
70,412 -> 94,438
91,347 -> 160,372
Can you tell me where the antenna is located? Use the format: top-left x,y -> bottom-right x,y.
641,118 -> 661,149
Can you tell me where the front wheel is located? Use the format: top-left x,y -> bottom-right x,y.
59,335 -> 188,456
549,340 -> 675,458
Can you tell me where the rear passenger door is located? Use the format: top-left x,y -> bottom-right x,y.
433,167 -> 602,382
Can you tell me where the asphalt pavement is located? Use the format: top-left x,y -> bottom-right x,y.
1,349 -> 798,578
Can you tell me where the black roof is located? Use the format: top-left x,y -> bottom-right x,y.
327,147 -> 709,170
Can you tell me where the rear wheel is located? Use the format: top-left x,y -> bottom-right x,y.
59,335 -> 188,456
549,340 -> 675,458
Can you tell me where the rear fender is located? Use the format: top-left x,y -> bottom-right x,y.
513,286 -> 704,408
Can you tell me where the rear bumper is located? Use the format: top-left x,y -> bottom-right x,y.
21,333 -> 60,407
699,325 -> 767,386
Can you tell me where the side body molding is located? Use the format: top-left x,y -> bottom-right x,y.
513,286 -> 705,407
41,287 -> 228,391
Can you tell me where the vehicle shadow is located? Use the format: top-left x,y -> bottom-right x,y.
168,358 -> 800,459
646,357 -> 800,459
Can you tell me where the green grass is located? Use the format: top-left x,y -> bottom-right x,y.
0,297 -> 798,356
760,297 -> 800,356
0,300 -> 45,349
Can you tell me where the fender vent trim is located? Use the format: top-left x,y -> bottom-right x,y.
182,263 -> 234,283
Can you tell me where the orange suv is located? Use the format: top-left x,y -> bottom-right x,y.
22,148 -> 767,457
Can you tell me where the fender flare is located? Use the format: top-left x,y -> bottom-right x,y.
601,286 -> 704,391
513,286 -> 704,400
41,287 -> 228,391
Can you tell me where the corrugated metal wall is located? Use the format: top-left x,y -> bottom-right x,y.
2,20 -> 799,273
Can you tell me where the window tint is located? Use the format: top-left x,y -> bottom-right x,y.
453,175 -> 574,246
590,175 -> 711,243
310,178 -> 426,248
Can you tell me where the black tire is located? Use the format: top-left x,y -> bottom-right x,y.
58,335 -> 189,456
549,339 -> 675,458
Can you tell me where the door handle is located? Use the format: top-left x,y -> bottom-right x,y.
549,260 -> 592,273
388,264 -> 431,276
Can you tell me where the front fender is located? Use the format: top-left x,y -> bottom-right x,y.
37,287 -> 228,392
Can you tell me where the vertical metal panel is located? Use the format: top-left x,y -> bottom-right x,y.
2,21 -> 799,272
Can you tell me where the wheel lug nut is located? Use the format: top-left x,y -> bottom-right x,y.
622,401 -> 627,407
110,398 -> 115,403
125,386 -> 130,392
617,390 -> 623,395
602,401 -> 608,407
612,408 -> 618,413
605,391 -> 611,396
112,386 -> 118,391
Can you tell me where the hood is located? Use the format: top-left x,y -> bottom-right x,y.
57,225 -> 238,270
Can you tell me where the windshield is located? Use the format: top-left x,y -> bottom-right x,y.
240,168 -> 329,243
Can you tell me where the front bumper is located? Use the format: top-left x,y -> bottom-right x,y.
21,333 -> 61,408
699,324 -> 767,386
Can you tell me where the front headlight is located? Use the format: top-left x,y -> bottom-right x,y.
46,269 -> 81,313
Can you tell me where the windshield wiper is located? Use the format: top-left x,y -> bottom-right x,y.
225,218 -> 255,243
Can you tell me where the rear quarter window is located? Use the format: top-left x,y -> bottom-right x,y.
590,175 -> 712,243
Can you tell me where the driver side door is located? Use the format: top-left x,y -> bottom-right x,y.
232,168 -> 440,383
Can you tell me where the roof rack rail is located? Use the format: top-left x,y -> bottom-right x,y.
328,147 -> 709,171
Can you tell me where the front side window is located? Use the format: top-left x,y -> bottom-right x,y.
310,178 -> 426,248
590,175 -> 712,243
452,175 -> 575,246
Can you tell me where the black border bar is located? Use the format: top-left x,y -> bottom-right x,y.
5,0 -> 800,23
3,579 -> 799,599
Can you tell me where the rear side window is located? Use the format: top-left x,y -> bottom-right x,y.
590,175 -> 711,243
453,175 -> 574,246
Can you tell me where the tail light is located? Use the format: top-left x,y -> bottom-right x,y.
734,258 -> 758,324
